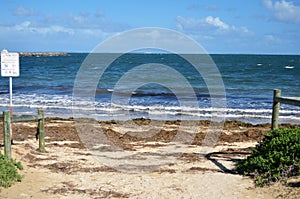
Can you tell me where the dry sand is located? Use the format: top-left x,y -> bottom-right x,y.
0,118 -> 299,198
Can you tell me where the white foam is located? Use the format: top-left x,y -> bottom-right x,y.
285,65 -> 294,69
1,93 -> 300,122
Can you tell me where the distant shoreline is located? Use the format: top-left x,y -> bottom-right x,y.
19,52 -> 68,57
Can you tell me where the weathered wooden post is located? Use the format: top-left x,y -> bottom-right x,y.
3,111 -> 12,159
38,109 -> 46,152
271,89 -> 281,130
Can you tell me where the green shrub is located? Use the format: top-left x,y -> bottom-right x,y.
0,153 -> 23,189
237,128 -> 300,186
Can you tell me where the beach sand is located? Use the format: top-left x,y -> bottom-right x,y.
0,118 -> 299,198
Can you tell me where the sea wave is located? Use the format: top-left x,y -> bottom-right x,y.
0,95 -> 299,123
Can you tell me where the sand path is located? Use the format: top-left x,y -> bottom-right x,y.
0,139 -> 271,199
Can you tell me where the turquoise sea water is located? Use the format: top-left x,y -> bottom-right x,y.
0,53 -> 299,124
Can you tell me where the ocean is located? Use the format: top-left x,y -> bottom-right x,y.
0,53 -> 299,124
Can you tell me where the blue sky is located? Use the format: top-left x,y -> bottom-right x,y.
0,0 -> 300,54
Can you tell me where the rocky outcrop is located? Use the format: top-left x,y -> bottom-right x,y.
19,52 -> 68,57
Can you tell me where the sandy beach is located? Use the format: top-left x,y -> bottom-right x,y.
0,118 -> 299,198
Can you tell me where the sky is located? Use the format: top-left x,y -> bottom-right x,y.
0,0 -> 300,54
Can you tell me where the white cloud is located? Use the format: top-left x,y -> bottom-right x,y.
187,4 -> 218,11
14,21 -> 75,35
176,16 -> 251,37
205,16 -> 229,30
0,7 -> 132,52
0,20 -> 112,51
263,0 -> 300,23
41,11 -> 129,33
264,34 -> 279,41
12,6 -> 38,17
205,5 -> 219,11
15,21 -> 31,31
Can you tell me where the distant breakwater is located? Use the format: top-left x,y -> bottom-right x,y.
19,52 -> 68,57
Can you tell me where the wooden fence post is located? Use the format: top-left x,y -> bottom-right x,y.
38,109 -> 46,152
271,89 -> 281,130
3,111 -> 12,159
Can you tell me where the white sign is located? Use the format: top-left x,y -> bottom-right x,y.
1,49 -> 20,77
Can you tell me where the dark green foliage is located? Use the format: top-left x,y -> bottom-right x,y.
0,153 -> 23,189
237,128 -> 300,186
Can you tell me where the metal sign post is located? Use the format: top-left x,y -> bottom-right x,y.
9,76 -> 13,116
1,49 -> 20,143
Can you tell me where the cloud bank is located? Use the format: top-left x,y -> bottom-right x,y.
0,7 -> 130,51
263,0 -> 300,24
